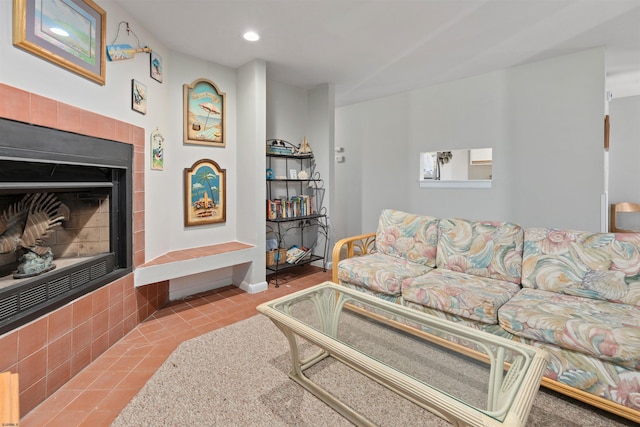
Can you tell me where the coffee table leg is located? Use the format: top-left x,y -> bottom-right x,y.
270,320 -> 377,427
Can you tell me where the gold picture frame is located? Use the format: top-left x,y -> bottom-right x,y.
183,78 -> 226,147
12,0 -> 106,85
184,159 -> 226,226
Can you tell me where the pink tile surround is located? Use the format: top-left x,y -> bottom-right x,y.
0,83 -> 169,416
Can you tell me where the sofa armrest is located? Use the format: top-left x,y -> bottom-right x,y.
331,232 -> 376,282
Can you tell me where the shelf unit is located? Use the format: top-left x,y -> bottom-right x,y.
266,140 -> 328,287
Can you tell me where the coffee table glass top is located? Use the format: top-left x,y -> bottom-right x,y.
259,282 -> 548,424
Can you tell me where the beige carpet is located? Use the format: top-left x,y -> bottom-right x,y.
112,312 -> 635,426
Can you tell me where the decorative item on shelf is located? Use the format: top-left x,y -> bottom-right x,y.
12,0 -> 106,85
106,21 -> 151,61
432,151 -> 453,180
184,159 -> 226,226
297,170 -> 309,180
266,248 -> 287,266
266,168 -> 274,180
266,231 -> 286,266
437,151 -> 453,165
266,139 -> 294,155
150,127 -> 164,170
184,78 -> 226,147
297,137 -> 312,155
131,79 -> 147,114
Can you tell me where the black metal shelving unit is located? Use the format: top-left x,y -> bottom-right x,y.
266,140 -> 328,287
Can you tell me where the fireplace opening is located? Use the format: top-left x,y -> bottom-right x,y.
0,118 -> 133,334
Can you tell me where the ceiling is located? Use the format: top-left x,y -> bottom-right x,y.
113,0 -> 640,106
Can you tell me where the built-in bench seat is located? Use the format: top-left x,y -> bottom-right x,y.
134,241 -> 256,287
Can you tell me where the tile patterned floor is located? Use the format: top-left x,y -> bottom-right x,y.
21,267 -> 331,427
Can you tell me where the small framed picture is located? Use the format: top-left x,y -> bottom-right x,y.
289,169 -> 298,179
131,79 -> 147,114
150,128 -> 164,170
150,50 -> 163,83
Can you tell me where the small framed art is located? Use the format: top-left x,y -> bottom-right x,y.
150,50 -> 162,83
150,128 -> 164,170
131,79 -> 147,114
184,159 -> 226,226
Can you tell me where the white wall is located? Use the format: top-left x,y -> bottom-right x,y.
608,95 -> 640,230
0,0 -> 265,292
164,51 -> 238,253
335,49 -> 606,238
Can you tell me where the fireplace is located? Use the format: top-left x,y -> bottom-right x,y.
0,118 -> 133,334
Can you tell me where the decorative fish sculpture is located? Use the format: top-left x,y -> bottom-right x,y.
0,193 -> 65,256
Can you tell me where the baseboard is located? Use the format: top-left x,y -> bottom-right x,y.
239,280 -> 268,293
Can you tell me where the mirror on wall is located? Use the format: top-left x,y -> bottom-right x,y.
420,148 -> 492,182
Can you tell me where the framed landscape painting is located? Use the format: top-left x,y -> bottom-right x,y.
184,159 -> 226,226
12,0 -> 106,85
183,78 -> 226,147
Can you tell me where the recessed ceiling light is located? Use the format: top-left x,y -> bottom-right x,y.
243,31 -> 260,42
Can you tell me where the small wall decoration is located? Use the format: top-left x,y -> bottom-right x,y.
184,159 -> 226,226
150,50 -> 162,82
183,78 -> 226,147
106,21 -> 150,61
12,0 -> 107,85
131,79 -> 147,114
150,128 -> 164,170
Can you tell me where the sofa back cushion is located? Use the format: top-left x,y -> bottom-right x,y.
436,218 -> 524,284
375,209 -> 439,267
522,228 -> 640,306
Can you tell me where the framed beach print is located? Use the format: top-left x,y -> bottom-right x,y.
183,78 -> 226,147
131,79 -> 147,114
12,0 -> 106,85
184,159 -> 226,226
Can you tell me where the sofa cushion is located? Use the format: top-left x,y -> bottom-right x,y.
499,288 -> 640,368
402,269 -> 521,325
376,209 -> 439,267
338,253 -> 433,296
436,218 -> 524,284
522,228 -> 640,306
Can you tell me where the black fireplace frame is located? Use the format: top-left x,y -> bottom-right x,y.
0,118 -> 133,334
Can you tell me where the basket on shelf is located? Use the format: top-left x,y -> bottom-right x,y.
266,248 -> 287,266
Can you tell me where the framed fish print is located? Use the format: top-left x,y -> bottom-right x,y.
183,78 -> 226,147
184,159 -> 226,226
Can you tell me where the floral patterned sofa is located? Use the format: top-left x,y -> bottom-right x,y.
332,209 -> 640,423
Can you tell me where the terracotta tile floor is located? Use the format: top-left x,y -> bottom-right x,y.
21,267 -> 331,427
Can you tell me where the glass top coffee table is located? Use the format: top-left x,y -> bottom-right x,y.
257,281 -> 549,427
